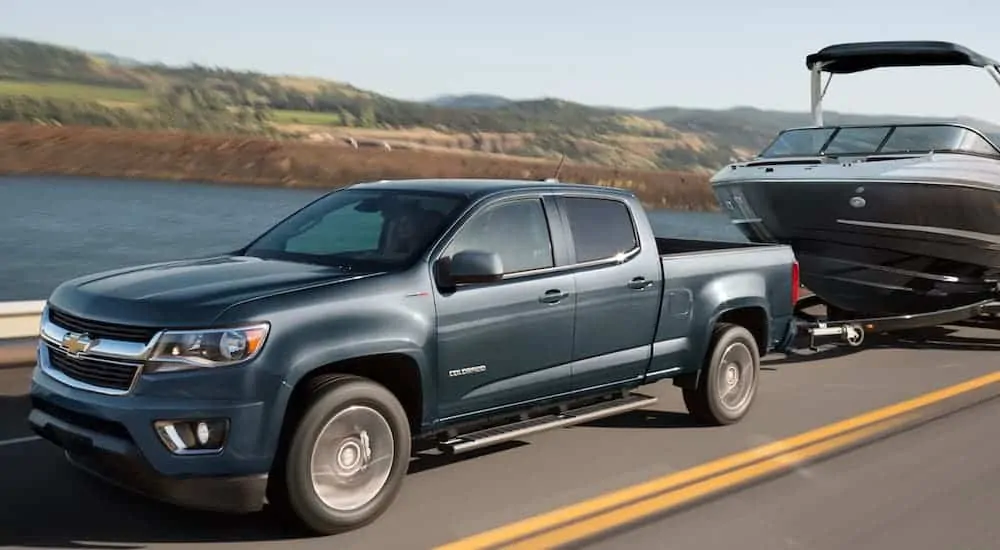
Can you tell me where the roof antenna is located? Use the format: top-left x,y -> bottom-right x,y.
543,154 -> 566,183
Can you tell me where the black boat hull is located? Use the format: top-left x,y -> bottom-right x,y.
714,178 -> 1000,315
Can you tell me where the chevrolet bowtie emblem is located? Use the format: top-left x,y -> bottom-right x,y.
62,332 -> 96,355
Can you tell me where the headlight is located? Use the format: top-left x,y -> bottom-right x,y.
144,323 -> 270,373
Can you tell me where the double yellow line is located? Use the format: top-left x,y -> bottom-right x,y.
436,370 -> 1000,550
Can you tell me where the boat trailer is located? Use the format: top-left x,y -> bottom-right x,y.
793,293 -> 1000,350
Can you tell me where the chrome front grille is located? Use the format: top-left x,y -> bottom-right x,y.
40,307 -> 156,395
44,343 -> 142,392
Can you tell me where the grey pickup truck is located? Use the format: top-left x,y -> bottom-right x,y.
28,178 -> 799,535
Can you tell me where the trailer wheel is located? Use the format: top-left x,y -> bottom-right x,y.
270,375 -> 411,535
684,322 -> 761,426
844,324 -> 865,347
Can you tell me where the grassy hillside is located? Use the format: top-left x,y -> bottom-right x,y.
1,36 -> 998,173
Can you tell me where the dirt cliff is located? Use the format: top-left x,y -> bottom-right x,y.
0,123 -> 718,210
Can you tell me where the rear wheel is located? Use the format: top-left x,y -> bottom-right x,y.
270,375 -> 411,535
683,323 -> 760,426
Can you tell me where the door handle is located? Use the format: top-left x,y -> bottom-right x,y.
539,289 -> 570,304
627,277 -> 654,290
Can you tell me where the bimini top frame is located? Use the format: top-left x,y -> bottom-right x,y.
805,41 -> 1000,126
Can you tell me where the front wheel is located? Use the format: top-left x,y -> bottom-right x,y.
683,323 -> 761,426
272,375 -> 412,535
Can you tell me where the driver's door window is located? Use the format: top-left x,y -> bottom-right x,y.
444,198 -> 554,274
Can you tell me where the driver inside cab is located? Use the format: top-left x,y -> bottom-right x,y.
381,198 -> 445,258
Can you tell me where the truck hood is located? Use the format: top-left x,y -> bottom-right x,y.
47,255 -> 377,327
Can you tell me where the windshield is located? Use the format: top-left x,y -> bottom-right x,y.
244,187 -> 469,271
758,124 -> 1000,158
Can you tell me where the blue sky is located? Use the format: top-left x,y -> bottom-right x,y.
5,0 -> 998,121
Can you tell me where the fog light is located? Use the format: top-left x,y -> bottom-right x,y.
154,419 -> 229,454
196,421 -> 211,445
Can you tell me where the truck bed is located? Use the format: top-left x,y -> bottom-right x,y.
650,236 -> 798,357
655,237 -> 779,256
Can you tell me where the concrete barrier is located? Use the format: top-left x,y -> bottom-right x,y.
0,300 -> 45,339
0,301 -> 43,367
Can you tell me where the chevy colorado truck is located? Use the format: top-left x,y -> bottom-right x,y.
28,178 -> 799,535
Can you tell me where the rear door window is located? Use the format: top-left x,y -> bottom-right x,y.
560,197 -> 638,263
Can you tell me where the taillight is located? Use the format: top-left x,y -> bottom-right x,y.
791,260 -> 800,304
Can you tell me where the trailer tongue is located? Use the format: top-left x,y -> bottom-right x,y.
793,291 -> 1000,350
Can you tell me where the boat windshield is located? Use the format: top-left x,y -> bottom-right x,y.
758,124 -> 1000,159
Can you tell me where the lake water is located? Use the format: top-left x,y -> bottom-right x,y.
0,175 -> 744,301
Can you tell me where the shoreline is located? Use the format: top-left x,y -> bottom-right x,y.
0,123 -> 719,211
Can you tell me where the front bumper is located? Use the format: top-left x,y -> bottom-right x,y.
28,350 -> 276,514
32,411 -> 267,514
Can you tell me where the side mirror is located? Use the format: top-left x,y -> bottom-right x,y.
448,250 -> 504,285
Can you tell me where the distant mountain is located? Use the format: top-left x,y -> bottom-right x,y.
2,36 -> 1000,173
425,94 -> 514,109
90,52 -> 145,68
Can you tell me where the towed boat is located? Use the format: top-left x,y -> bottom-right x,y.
711,41 -> 1000,316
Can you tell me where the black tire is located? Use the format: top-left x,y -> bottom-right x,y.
683,322 -> 760,426
270,375 -> 411,535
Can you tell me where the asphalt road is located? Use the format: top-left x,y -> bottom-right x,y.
586,393 -> 1000,550
0,319 -> 998,549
